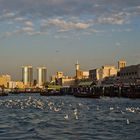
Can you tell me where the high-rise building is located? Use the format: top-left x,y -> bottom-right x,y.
37,67 -> 47,87
22,66 -> 33,87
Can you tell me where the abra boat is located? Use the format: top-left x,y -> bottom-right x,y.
40,90 -> 63,96
0,92 -> 8,96
74,92 -> 100,98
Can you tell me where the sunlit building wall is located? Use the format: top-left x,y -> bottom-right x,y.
37,67 -> 47,87
0,75 -> 11,88
22,66 -> 33,87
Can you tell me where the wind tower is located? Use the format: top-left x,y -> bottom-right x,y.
118,60 -> 126,70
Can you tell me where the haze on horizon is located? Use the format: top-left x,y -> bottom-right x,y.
0,0 -> 140,80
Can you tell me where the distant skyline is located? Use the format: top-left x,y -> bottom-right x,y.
0,0 -> 140,80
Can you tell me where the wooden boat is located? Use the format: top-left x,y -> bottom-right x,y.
74,92 -> 100,98
40,90 -> 63,96
0,92 -> 8,96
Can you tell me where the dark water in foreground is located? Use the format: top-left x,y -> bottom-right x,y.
0,94 -> 140,140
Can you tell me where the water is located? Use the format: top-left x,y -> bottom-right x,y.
0,94 -> 140,140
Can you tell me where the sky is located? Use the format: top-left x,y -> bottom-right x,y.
0,0 -> 140,80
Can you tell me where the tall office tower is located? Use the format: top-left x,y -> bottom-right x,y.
22,66 -> 33,87
118,60 -> 126,70
37,67 -> 47,87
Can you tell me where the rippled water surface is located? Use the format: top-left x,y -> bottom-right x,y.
0,94 -> 140,140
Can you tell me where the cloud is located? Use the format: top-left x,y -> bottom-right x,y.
0,0 -> 140,36
1,26 -> 46,38
48,19 -> 90,30
24,21 -> 34,27
0,0 -> 139,19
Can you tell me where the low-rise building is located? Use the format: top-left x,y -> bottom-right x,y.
89,66 -> 118,84
0,75 -> 11,88
58,77 -> 75,87
119,64 -> 140,84
89,69 -> 100,81
8,81 -> 24,89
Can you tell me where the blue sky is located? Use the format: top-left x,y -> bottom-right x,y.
0,0 -> 140,80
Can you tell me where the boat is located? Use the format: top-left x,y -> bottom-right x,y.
0,92 -> 8,96
74,92 -> 100,98
40,90 -> 63,96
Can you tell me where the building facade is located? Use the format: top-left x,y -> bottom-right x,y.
58,77 -> 75,87
119,64 -> 140,84
37,67 -> 47,87
118,60 -> 126,70
75,61 -> 89,79
89,69 -> 100,81
0,75 -> 11,88
8,81 -> 24,89
99,66 -> 117,80
89,66 -> 117,84
22,66 -> 33,87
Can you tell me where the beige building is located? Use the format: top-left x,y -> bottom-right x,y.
118,60 -> 126,70
8,81 -> 24,89
89,66 -> 117,84
0,75 -> 11,88
58,77 -> 75,87
75,61 -> 89,79
22,66 -> 33,87
99,66 -> 117,80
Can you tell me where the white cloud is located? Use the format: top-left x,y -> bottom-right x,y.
24,21 -> 34,27
96,13 -> 126,25
42,18 -> 90,31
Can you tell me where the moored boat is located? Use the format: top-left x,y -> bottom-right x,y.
0,92 -> 8,96
40,90 -> 63,96
74,92 -> 100,98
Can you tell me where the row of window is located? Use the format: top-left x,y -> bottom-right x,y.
120,71 -> 137,77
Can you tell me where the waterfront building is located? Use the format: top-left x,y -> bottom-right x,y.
99,66 -> 118,80
119,64 -> 140,84
8,81 -> 24,89
89,69 -> 100,81
22,66 -> 33,87
0,75 -> 11,88
118,60 -> 126,70
58,76 -> 75,87
89,66 -> 117,84
37,67 -> 47,88
75,61 -> 89,79
82,71 -> 89,79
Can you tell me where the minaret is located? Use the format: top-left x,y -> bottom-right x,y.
75,60 -> 80,79
75,60 -> 80,70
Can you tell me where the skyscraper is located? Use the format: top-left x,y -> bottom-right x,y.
37,67 -> 47,87
22,66 -> 33,87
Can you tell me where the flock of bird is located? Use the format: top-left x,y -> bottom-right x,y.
0,96 -> 139,124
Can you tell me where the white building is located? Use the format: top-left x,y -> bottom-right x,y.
37,67 -> 47,87
22,66 -> 33,87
